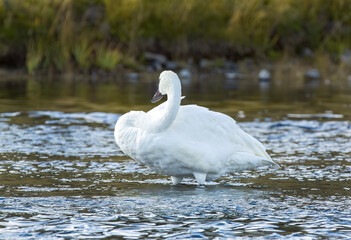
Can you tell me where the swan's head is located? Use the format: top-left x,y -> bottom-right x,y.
151,70 -> 181,103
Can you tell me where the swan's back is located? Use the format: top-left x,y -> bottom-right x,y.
138,104 -> 275,175
173,105 -> 269,158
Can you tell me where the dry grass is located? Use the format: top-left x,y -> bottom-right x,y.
0,0 -> 350,73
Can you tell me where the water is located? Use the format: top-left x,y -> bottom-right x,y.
0,73 -> 350,239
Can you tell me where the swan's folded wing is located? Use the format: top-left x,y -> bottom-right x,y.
168,104 -> 278,172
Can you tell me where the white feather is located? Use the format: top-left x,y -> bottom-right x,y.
115,70 -> 277,185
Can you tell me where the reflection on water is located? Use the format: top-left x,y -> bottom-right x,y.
1,72 -> 351,120
0,73 -> 350,238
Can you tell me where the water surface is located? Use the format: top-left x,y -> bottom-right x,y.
0,73 -> 350,239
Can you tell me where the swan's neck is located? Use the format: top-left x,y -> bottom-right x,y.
152,84 -> 181,133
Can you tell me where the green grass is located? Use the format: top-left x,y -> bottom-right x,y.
0,0 -> 350,74
26,41 -> 43,74
96,44 -> 122,71
73,39 -> 93,70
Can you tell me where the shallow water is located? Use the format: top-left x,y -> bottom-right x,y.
0,73 -> 350,239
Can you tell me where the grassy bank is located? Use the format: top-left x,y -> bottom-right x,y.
0,0 -> 350,74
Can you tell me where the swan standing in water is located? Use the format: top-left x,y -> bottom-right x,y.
114,70 -> 277,185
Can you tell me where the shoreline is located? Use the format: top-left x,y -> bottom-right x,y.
0,55 -> 350,85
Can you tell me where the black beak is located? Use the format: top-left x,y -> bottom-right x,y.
151,90 -> 164,103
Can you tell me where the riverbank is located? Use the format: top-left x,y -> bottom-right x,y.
1,54 -> 350,89
0,0 -> 350,75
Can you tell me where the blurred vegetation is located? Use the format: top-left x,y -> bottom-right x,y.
0,0 -> 350,74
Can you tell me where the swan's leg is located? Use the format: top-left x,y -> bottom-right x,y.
193,172 -> 206,185
171,176 -> 183,185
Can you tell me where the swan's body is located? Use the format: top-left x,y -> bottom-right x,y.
115,70 -> 277,185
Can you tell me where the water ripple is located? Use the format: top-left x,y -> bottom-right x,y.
0,111 -> 350,239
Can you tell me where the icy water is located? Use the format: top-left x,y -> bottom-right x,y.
0,72 -> 351,239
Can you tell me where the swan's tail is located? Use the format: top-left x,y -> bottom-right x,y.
227,127 -> 279,172
227,152 -> 278,172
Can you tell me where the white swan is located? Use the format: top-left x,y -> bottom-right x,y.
114,70 -> 277,185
